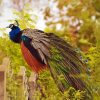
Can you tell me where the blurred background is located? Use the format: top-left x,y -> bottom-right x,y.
0,0 -> 100,100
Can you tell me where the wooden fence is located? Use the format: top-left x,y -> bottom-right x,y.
0,57 -> 38,100
0,58 -> 9,100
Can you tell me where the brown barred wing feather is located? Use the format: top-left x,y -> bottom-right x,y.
22,29 -> 51,64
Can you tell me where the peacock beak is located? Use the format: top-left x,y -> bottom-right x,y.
6,26 -> 9,28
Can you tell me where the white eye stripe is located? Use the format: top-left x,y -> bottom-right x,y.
10,24 -> 13,28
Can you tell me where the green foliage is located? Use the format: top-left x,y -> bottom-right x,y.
86,47 -> 100,99
13,5 -> 38,29
93,0 -> 100,12
31,71 -> 87,100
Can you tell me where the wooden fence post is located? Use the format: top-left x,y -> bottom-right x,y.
17,66 -> 28,100
28,73 -> 46,100
28,72 -> 38,100
0,57 -> 9,100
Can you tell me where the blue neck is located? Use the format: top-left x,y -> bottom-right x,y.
9,26 -> 21,41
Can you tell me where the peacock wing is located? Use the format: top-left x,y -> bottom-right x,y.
22,28 -> 51,65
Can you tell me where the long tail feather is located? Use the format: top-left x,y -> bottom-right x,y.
47,33 -> 93,99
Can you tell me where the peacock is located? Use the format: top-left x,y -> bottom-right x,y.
7,20 -> 92,99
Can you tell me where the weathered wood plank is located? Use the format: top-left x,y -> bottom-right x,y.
16,66 -> 28,100
28,73 -> 38,100
0,72 -> 5,100
0,57 -> 10,100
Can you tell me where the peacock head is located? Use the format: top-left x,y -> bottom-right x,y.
7,20 -> 21,43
